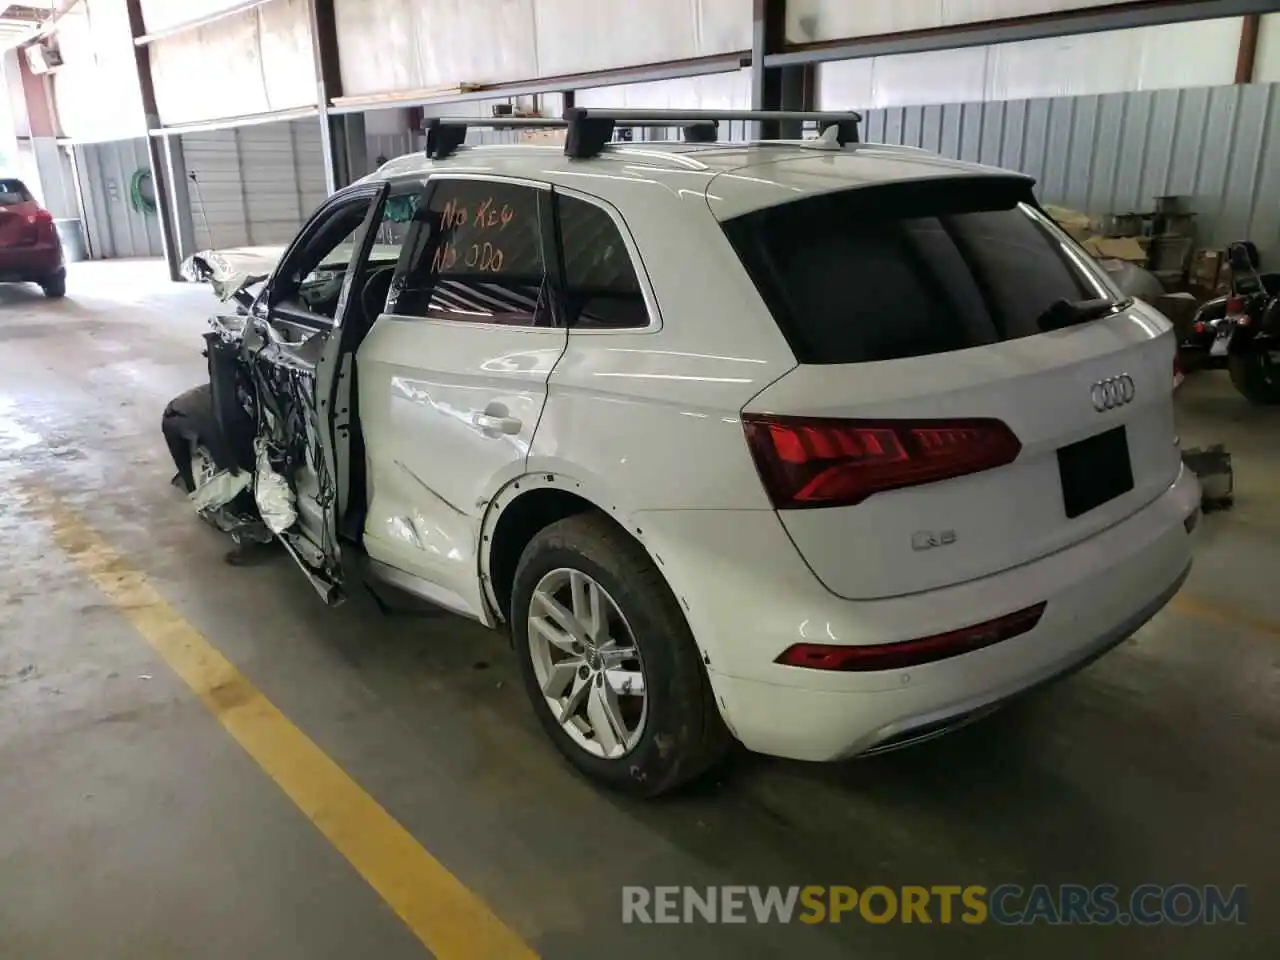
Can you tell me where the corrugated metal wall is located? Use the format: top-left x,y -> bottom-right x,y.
183,120 -> 326,250
72,137 -> 164,259
859,82 -> 1280,261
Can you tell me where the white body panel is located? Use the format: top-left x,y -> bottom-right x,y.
747,305 -> 1182,599
636,466 -> 1198,761
528,176 -> 793,514
357,314 -> 566,619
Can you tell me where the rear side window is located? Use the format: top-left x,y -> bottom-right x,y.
555,194 -> 650,329
391,179 -> 550,327
721,179 -> 1117,364
0,179 -> 32,205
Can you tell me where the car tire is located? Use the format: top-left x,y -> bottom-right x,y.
161,384 -> 256,519
511,513 -> 731,796
1228,352 -> 1280,405
40,274 -> 66,299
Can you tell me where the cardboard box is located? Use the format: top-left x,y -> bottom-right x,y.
1190,249 -> 1224,290
1083,236 -> 1148,263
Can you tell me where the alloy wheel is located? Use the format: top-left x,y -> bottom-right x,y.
526,567 -> 647,759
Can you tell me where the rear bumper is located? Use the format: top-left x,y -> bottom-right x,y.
0,244 -> 63,281
638,464 -> 1200,762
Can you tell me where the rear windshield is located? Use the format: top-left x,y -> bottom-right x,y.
0,179 -> 33,205
721,178 -> 1120,365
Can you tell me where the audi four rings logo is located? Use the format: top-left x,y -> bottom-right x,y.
1091,374 -> 1136,411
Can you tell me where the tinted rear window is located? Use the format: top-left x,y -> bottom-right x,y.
722,178 -> 1118,364
0,179 -> 32,205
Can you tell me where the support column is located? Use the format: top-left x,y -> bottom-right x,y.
162,134 -> 196,261
307,0 -> 367,192
1236,13 -> 1261,83
124,0 -> 179,281
751,0 -> 815,140
334,112 -> 368,187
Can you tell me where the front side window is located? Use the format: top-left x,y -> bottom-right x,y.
277,195 -> 374,321
390,179 -> 549,327
555,193 -> 650,329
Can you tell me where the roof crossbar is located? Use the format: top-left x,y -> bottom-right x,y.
563,107 -> 862,157
420,107 -> 862,161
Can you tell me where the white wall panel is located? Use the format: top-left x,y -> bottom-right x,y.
335,0 -> 751,97
788,0 -> 1128,43
52,0 -> 146,141
73,138 -> 164,258
1257,13 -> 1280,83
150,0 -> 315,125
534,0 -> 752,77
819,18 -> 1242,109
183,130 -> 247,249
183,120 -> 325,250
258,0 -> 322,111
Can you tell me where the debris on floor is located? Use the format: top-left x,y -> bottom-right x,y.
1182,444 -> 1234,510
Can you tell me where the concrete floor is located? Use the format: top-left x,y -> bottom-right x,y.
1,259 -> 1278,959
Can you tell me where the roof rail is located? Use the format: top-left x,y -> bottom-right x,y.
421,107 -> 862,161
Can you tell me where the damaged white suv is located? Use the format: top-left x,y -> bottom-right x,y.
164,109 -> 1200,795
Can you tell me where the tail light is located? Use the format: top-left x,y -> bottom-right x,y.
17,207 -> 55,245
775,602 -> 1047,672
742,415 -> 1021,509
1225,296 -> 1245,316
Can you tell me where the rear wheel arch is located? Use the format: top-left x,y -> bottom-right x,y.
479,473 -> 667,626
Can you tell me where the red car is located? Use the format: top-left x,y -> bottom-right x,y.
0,178 -> 65,298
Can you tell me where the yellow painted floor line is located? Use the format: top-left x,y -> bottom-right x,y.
1171,593 -> 1280,640
27,486 -> 538,960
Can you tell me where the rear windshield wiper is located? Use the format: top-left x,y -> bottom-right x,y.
1036,297 -> 1126,332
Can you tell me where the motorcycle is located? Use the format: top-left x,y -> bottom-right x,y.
1179,241 -> 1280,404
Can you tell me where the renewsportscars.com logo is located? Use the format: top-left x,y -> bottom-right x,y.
622,884 -> 1249,926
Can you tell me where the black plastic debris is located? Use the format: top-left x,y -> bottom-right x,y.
1181,444 -> 1233,511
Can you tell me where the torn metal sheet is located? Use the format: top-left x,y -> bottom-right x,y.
181,246 -> 285,302
254,438 -> 298,534
189,467 -> 251,512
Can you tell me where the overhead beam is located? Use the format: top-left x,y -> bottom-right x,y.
766,0 -> 1280,68
147,106 -> 319,138
134,0 -> 277,45
124,0 -> 179,281
327,52 -> 750,116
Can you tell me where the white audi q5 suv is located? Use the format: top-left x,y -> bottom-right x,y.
166,109 -> 1200,796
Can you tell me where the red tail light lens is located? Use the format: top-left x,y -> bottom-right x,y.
775,602 -> 1047,672
1225,296 -> 1245,315
25,208 -> 53,225
742,415 -> 1021,509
